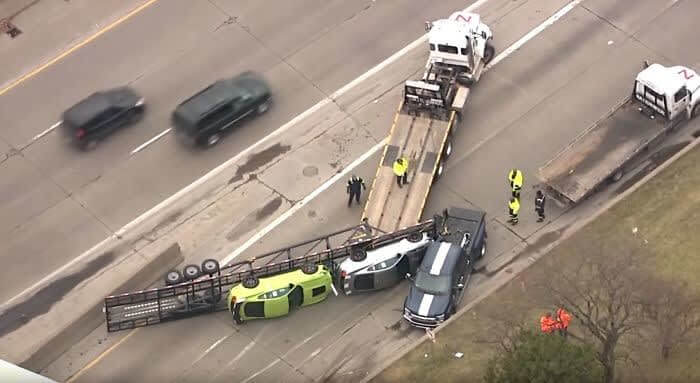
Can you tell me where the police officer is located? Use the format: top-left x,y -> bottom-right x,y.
535,190 -> 546,222
508,197 -> 520,225
393,157 -> 409,188
508,169 -> 524,198
347,174 -> 367,207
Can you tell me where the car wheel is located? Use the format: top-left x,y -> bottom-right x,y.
183,264 -> 201,281
80,138 -> 98,151
129,108 -> 144,124
433,161 -> 444,182
233,311 -> 244,325
483,42 -> 496,65
443,138 -> 453,160
256,100 -> 270,115
164,270 -> 184,286
206,133 -> 221,147
301,263 -> 318,275
692,104 -> 700,119
407,232 -> 423,243
242,276 -> 259,289
350,248 -> 367,262
201,259 -> 220,275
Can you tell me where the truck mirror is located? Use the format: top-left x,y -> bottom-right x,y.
424,21 -> 432,32
457,283 -> 465,289
481,31 -> 487,39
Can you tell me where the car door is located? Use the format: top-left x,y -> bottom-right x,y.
96,106 -> 125,137
230,95 -> 255,125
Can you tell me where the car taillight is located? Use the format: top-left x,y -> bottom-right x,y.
230,295 -> 236,306
76,128 -> 86,138
340,270 -> 347,279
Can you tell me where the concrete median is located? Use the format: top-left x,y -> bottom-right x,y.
0,240 -> 183,372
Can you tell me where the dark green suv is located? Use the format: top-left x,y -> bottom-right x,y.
172,71 -> 272,147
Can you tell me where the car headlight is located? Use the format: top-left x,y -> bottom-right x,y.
135,97 -> 145,107
404,307 -> 411,316
436,313 -> 446,321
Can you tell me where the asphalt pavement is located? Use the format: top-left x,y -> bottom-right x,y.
0,0 -> 486,305
34,0 -> 700,382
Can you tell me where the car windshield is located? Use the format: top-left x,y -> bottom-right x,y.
414,270 -> 451,295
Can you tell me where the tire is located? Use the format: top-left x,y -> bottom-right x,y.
692,104 -> 700,119
407,232 -> 423,243
183,264 -> 202,281
206,133 -> 221,147
256,100 -> 271,115
242,276 -> 259,289
433,161 -> 445,182
164,270 -> 184,286
201,259 -> 220,275
232,310 -> 244,325
610,169 -> 624,183
301,263 -> 318,275
129,108 -> 144,124
443,137 -> 453,160
483,43 -> 496,65
350,248 -> 367,262
80,138 -> 98,151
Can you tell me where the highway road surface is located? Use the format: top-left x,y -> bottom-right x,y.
34,0 -> 700,382
0,0 -> 498,307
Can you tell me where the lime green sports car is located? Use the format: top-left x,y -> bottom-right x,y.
227,264 -> 332,324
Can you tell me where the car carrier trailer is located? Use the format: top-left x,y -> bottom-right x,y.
104,209 -> 472,331
539,62 -> 700,205
361,10 -> 494,234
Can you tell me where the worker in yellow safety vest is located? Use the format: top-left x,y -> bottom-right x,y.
508,197 -> 520,225
393,157 -> 409,188
508,169 -> 524,198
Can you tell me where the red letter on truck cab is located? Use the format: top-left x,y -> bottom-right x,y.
678,68 -> 695,80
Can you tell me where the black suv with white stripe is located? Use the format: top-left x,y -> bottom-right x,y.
403,207 -> 487,329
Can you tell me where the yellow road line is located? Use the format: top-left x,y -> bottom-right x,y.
65,328 -> 141,383
0,0 -> 160,97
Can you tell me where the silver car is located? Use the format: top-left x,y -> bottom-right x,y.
339,232 -> 432,295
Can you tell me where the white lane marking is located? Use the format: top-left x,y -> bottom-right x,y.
190,333 -> 231,367
32,121 -> 62,141
220,138 -> 387,265
130,128 -> 171,155
484,0 -> 583,71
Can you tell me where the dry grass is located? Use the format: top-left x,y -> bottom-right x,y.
373,144 -> 700,383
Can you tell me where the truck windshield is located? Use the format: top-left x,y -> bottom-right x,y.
414,271 -> 451,295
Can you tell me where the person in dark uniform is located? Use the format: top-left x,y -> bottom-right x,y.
535,190 -> 546,222
347,175 -> 367,207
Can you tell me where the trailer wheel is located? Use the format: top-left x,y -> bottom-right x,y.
407,232 -> 423,243
443,137 -> 453,160
183,264 -> 202,281
483,43 -> 496,65
350,248 -> 367,262
301,263 -> 318,275
433,161 -> 445,182
164,270 -> 184,286
242,276 -> 259,289
201,259 -> 220,275
610,169 -> 624,183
